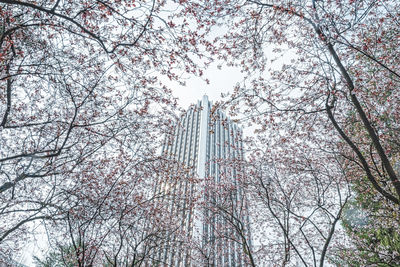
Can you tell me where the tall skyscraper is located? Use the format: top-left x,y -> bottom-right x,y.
153,95 -> 251,266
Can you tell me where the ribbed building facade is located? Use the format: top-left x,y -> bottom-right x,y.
154,95 -> 251,266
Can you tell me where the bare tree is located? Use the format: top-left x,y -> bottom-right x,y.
0,0 -> 210,263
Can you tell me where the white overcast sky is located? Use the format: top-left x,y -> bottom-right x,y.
170,62 -> 246,110
169,45 -> 291,111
